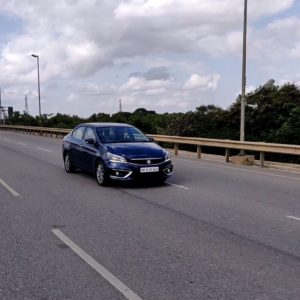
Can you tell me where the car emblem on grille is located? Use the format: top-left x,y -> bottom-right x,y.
147,160 -> 151,164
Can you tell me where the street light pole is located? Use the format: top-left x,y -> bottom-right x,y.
31,54 -> 41,120
240,0 -> 247,145
0,87 -> 3,125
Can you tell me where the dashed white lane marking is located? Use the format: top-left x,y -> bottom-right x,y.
286,215 -> 300,222
37,147 -> 52,153
17,142 -> 27,146
52,229 -> 143,300
167,183 -> 190,190
0,178 -> 21,197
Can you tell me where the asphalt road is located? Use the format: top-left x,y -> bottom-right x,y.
0,130 -> 300,300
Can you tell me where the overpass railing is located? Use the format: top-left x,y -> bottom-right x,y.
1,125 -> 300,168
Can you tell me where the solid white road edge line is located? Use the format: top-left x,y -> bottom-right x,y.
286,215 -> 300,222
167,183 -> 190,190
37,147 -> 52,153
0,178 -> 21,197
51,229 -> 143,300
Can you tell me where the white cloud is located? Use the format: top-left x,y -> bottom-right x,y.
197,31 -> 242,57
0,0 -> 295,87
251,17 -> 300,60
115,0 -> 294,22
120,76 -> 171,94
78,82 -> 118,96
0,0 -> 298,116
184,74 -> 220,90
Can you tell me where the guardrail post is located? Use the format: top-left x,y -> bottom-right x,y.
225,148 -> 230,163
174,143 -> 179,156
260,152 -> 265,168
197,145 -> 201,159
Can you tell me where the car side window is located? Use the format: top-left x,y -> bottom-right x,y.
84,128 -> 96,140
72,126 -> 85,140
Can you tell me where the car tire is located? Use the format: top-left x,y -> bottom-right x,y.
64,153 -> 75,173
96,161 -> 108,186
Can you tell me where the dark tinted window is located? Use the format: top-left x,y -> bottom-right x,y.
96,126 -> 150,143
72,127 -> 85,140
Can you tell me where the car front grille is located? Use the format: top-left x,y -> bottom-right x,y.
127,157 -> 165,165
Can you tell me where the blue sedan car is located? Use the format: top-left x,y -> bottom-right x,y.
62,123 -> 173,186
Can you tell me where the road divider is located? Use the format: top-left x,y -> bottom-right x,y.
52,229 -> 143,300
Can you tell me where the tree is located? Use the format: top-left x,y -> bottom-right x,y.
246,84 -> 300,142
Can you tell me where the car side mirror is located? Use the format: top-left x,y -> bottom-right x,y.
85,138 -> 96,144
148,136 -> 155,142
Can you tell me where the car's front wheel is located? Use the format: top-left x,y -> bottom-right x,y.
96,161 -> 108,186
64,153 -> 75,173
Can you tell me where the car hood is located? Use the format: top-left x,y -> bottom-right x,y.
105,142 -> 165,159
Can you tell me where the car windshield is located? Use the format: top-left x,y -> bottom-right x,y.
96,126 -> 151,143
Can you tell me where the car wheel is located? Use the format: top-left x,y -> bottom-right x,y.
96,161 -> 108,186
64,153 -> 75,173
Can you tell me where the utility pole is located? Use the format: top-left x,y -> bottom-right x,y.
0,87 -> 4,125
31,54 -> 42,121
240,0 -> 247,153
0,87 -> 2,124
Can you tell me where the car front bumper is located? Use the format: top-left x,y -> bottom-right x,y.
106,160 -> 173,182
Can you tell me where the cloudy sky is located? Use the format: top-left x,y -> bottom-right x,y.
0,0 -> 299,117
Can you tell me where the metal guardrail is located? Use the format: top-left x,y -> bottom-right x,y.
0,125 -> 299,167
0,125 -> 71,138
150,134 -> 300,167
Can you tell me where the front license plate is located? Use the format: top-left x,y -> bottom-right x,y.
140,167 -> 159,173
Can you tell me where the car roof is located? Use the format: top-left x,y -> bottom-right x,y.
77,122 -> 134,128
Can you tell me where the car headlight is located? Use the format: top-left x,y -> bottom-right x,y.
107,152 -> 127,163
165,151 -> 171,162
